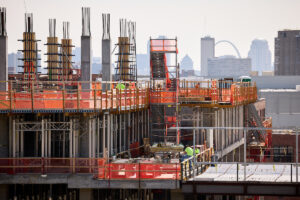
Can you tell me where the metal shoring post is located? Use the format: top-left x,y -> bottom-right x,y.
193,129 -> 196,180
243,129 -> 246,181
296,129 -> 298,182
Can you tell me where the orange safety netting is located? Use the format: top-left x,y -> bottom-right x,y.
0,158 -> 181,180
0,88 -> 149,111
150,39 -> 178,52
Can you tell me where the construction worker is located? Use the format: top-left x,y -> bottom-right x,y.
185,146 -> 193,156
116,82 -> 125,90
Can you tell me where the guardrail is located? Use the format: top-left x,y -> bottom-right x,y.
150,80 -> 257,106
181,147 -> 213,181
0,81 -> 150,112
0,158 -> 180,181
173,127 -> 300,183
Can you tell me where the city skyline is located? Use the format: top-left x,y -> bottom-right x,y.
1,0 -> 300,69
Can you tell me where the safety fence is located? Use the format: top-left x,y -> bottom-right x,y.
179,80 -> 257,105
0,79 -> 257,112
0,81 -> 150,112
150,80 -> 257,106
0,158 -> 180,181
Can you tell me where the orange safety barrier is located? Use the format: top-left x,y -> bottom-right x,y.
0,89 -> 149,112
0,158 -> 181,181
150,91 -> 176,104
108,163 -> 139,179
0,80 -> 257,111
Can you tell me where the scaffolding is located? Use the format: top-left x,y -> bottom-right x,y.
115,19 -> 137,81
61,22 -> 74,81
45,19 -> 61,81
18,13 -> 41,85
149,38 -> 180,144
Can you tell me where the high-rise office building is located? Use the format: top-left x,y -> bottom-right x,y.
180,54 -> 194,76
274,30 -> 300,75
201,36 -> 215,76
248,39 -> 272,75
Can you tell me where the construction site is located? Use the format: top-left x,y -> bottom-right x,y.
0,6 -> 299,200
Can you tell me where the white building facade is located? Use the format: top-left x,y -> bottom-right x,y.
207,56 -> 251,78
201,36 -> 215,76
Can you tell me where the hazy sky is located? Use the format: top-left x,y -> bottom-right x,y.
1,0 -> 300,71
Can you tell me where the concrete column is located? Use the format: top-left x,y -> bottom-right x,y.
239,106 -> 244,139
132,113 -> 135,142
93,117 -> 96,157
74,119 -> 79,157
225,108 -> 229,147
201,110 -> 204,145
48,119 -> 51,157
80,36 -> 92,89
233,107 -> 236,142
8,116 -> 11,157
97,117 -> 100,157
128,112 -> 131,149
102,114 -> 106,158
221,109 -> 225,150
0,36 -> 8,91
229,108 -> 232,145
147,109 -> 150,139
214,110 -> 218,151
69,119 -> 73,158
12,119 -> 16,157
81,7 -> 92,89
41,119 -> 44,157
107,114 -> 111,157
102,40 -> 111,90
142,110 -> 145,140
110,114 -> 113,155
196,109 -> 200,145
88,118 -> 92,158
45,121 -> 48,158
123,113 -> 126,151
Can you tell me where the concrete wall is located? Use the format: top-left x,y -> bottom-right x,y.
208,57 -> 251,77
253,76 -> 300,90
260,89 -> 300,127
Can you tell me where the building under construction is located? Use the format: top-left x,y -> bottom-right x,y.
0,7 -> 271,200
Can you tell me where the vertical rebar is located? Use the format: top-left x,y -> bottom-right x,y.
63,22 -> 70,39
0,7 -> 7,36
82,7 -> 91,36
102,13 -> 110,40
49,19 -> 56,37
25,13 -> 33,33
